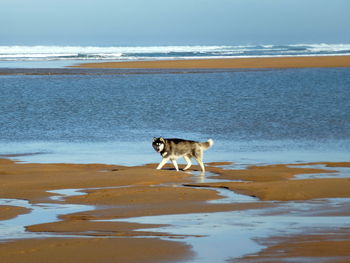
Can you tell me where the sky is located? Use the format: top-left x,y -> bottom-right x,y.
1,0 -> 350,46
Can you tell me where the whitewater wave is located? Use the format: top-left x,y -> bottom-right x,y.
0,44 -> 349,62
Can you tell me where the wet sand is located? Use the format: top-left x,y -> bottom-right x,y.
1,158 -> 350,262
189,164 -> 350,201
234,230 -> 350,263
0,238 -> 192,263
0,206 -> 30,221
74,55 -> 350,69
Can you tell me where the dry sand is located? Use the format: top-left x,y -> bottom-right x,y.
74,55 -> 350,69
1,158 -> 350,262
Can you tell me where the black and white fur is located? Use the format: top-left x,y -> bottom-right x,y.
152,137 -> 214,173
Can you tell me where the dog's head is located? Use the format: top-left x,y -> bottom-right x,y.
152,137 -> 165,153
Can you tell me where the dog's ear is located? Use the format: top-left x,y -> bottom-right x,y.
160,137 -> 165,143
152,137 -> 157,142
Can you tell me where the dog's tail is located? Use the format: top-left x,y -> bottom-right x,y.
200,139 -> 214,151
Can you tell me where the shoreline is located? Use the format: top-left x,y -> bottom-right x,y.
0,55 -> 349,75
73,55 -> 350,69
1,158 -> 350,262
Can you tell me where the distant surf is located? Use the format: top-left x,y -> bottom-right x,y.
1,44 -> 350,63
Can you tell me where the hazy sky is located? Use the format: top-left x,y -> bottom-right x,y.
1,0 -> 350,46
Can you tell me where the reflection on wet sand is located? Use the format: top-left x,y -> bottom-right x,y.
1,159 -> 350,262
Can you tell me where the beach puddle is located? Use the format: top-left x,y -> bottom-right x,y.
0,193 -> 93,241
47,189 -> 88,201
290,164 -> 350,180
185,170 -> 256,203
157,170 -> 254,204
47,185 -> 136,201
0,175 -> 256,243
1,194 -> 350,262
105,199 -> 350,263
207,187 -> 257,204
1,166 -> 350,262
187,170 -> 243,183
0,185 -> 148,241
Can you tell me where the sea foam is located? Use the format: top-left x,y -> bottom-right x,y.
0,44 -> 349,62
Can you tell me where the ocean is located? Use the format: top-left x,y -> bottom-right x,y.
0,55 -> 349,166
1,43 -> 350,68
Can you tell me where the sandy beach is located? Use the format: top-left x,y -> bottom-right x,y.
2,0 -> 350,260
1,158 -> 350,262
1,54 -> 350,262
74,55 -> 350,69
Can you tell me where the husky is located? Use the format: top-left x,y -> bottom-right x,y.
152,137 -> 214,173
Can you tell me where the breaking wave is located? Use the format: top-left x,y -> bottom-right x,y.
0,44 -> 350,62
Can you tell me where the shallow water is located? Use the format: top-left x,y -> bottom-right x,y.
102,199 -> 350,263
1,167 -> 350,262
0,197 -> 93,241
0,67 -> 350,261
291,164 -> 350,179
0,67 -> 349,165
0,181 -> 255,242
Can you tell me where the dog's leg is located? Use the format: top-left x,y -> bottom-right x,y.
171,159 -> 179,171
196,158 -> 205,173
183,155 -> 192,170
194,150 -> 205,174
157,158 -> 169,170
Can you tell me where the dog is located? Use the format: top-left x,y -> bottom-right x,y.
152,137 -> 214,173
